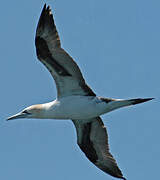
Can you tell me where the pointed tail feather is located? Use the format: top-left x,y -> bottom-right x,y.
128,98 -> 154,105
106,98 -> 154,112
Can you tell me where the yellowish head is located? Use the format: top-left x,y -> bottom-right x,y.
7,104 -> 44,120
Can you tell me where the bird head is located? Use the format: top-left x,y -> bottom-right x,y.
7,104 -> 44,120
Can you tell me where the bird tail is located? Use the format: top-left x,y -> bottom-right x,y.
105,97 -> 154,112
126,98 -> 154,105
115,98 -> 154,108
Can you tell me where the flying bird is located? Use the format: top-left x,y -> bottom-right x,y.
7,4 -> 153,180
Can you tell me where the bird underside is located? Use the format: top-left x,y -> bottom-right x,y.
72,117 -> 126,180
7,3 -> 154,180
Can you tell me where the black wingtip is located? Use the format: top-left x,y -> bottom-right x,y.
41,4 -> 50,15
42,3 -> 47,11
39,4 -> 47,21
130,98 -> 154,105
46,5 -> 50,11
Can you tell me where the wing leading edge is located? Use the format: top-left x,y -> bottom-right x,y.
72,117 -> 126,180
35,4 -> 96,98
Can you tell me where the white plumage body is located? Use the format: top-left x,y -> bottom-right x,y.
43,96 -> 108,120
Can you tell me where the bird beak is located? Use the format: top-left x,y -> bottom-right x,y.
7,112 -> 27,121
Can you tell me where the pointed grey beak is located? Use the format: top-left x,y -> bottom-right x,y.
7,112 -> 27,121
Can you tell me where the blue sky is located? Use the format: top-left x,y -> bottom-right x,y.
1,0 -> 159,180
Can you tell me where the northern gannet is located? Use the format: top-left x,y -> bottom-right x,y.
7,4 -> 153,180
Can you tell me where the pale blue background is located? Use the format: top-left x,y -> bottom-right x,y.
0,0 -> 159,180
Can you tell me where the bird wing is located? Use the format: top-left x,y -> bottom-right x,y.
72,117 -> 126,180
35,4 -> 96,98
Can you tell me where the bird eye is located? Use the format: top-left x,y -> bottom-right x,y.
22,110 -> 31,114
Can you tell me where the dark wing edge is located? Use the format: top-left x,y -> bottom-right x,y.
35,4 -> 96,97
72,117 -> 126,180
36,4 -> 61,49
